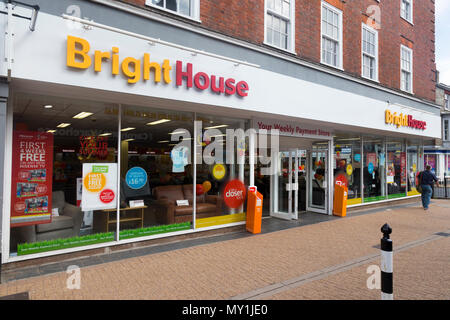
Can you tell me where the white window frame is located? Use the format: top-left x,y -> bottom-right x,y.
400,0 -> 413,24
444,119 -> 449,141
264,0 -> 296,53
400,45 -> 413,93
145,0 -> 201,22
320,1 -> 343,70
445,94 -> 449,111
361,23 -> 379,82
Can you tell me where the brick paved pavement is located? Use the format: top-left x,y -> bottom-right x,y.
0,200 -> 449,300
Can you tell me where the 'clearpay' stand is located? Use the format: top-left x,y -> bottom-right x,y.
246,186 -> 263,234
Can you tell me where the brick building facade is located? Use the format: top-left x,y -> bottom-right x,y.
118,0 -> 437,103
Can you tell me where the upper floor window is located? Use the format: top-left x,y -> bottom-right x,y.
400,45 -> 413,93
362,24 -> 378,81
445,94 -> 449,111
146,0 -> 200,20
401,0 -> 413,23
265,0 -> 295,52
321,2 -> 343,69
444,119 -> 449,141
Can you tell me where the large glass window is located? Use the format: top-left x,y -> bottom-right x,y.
334,137 -> 362,205
10,93 -> 118,257
265,0 -> 294,51
194,114 -> 250,228
424,154 -> 437,174
117,105 -> 194,240
321,3 -> 342,68
363,138 -> 386,202
444,119 -> 449,141
386,140 -> 406,199
407,144 -> 419,195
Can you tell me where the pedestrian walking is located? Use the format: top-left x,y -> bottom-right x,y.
419,165 -> 440,210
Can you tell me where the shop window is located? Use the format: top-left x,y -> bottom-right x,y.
194,114 -> 250,228
400,45 -> 413,93
424,154 -> 437,174
9,93 -> 119,257
334,137 -> 362,205
386,140 -> 406,199
362,24 -> 378,81
321,2 -> 343,69
265,0 -> 295,51
146,0 -> 199,20
406,144 -> 419,195
363,138 -> 386,202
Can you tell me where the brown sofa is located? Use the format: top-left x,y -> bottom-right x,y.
152,184 -> 222,224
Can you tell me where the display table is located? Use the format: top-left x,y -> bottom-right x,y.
93,206 -> 147,233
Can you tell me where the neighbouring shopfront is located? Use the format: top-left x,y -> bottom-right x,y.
0,3 -> 442,263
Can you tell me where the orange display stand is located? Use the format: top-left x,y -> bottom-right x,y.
333,184 -> 348,217
246,191 -> 263,234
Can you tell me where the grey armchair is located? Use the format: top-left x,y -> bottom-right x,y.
10,191 -> 84,251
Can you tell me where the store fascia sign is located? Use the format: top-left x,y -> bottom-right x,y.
255,119 -> 332,138
66,36 -> 249,97
385,109 -> 426,130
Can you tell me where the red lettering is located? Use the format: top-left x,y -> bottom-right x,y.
210,75 -> 225,94
194,72 -> 210,90
236,81 -> 249,97
225,78 -> 236,95
176,61 -> 193,88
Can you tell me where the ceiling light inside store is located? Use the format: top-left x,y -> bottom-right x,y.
44,105 -> 53,109
123,139 -> 134,142
169,130 -> 189,135
157,140 -> 170,143
204,124 -> 229,130
47,130 -> 56,133
147,119 -> 171,125
73,112 -> 94,119
121,127 -> 136,132
99,133 -> 112,136
56,123 -> 71,128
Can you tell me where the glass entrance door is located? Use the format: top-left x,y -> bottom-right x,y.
308,149 -> 328,214
271,149 -> 302,220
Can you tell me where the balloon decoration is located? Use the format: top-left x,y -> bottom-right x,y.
202,180 -> 212,193
196,184 -> 204,195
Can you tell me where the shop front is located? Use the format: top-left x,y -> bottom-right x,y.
0,5 -> 442,263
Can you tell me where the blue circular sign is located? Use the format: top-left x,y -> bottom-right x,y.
354,154 -> 361,162
368,162 -> 374,174
125,167 -> 147,190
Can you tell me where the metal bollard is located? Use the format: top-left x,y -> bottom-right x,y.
380,224 -> 393,300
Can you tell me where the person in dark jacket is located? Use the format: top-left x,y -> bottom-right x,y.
420,165 -> 440,210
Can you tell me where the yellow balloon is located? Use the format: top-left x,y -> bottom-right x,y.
202,180 -> 212,193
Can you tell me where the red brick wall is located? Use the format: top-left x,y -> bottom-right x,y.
118,0 -> 436,102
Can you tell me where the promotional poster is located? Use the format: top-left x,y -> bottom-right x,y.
10,131 -> 54,227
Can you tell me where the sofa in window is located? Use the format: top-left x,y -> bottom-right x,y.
10,191 -> 84,251
152,184 -> 222,224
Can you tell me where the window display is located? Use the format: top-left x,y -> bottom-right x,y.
334,137 -> 361,205
386,140 -> 406,199
363,138 -> 386,202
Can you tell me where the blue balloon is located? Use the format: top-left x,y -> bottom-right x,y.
368,162 -> 374,174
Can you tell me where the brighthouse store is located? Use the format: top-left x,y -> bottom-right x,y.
0,2 -> 441,264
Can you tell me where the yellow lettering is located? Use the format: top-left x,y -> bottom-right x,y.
143,53 -> 161,83
162,59 -> 172,84
122,57 -> 141,84
112,47 -> 119,75
94,50 -> 111,72
67,36 -> 91,69
385,110 -> 392,124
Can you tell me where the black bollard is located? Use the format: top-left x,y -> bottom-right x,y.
380,223 -> 393,300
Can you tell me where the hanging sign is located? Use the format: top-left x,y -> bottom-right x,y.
10,131 -> 54,227
223,179 -> 246,209
81,163 -> 117,211
212,164 -> 227,181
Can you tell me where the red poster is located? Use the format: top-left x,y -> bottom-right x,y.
10,131 -> 54,227
400,152 -> 407,188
